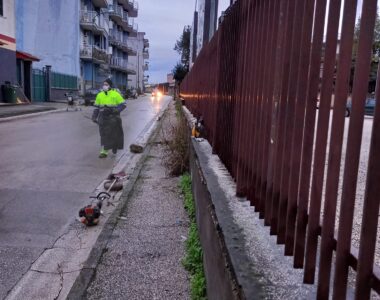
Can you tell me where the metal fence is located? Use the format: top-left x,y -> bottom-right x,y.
181,0 -> 380,298
51,72 -> 78,90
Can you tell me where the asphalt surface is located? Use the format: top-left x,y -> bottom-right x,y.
0,95 -> 170,299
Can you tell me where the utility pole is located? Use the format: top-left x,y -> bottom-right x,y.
137,52 -> 140,91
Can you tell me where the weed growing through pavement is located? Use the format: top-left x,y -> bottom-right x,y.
180,174 -> 207,300
161,100 -> 190,176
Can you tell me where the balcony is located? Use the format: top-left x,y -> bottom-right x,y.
118,0 -> 138,17
121,39 -> 137,55
80,11 -> 108,36
92,0 -> 108,8
109,30 -> 137,55
109,56 -> 136,74
143,49 -> 149,59
143,64 -> 149,71
80,45 -> 109,64
143,38 -> 149,48
108,4 -> 123,26
108,30 -> 123,46
122,17 -> 138,36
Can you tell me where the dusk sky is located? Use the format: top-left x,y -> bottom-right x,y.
137,0 -> 231,84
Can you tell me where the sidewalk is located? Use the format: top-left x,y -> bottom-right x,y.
85,101 -> 190,300
0,102 -> 67,118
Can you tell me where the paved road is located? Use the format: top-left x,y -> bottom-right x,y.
0,95 -> 170,299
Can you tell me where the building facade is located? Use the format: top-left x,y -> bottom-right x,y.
0,0 -> 17,101
16,0 -> 80,77
128,31 -> 149,92
80,0 -> 139,93
14,0 -> 139,101
190,0 -> 218,66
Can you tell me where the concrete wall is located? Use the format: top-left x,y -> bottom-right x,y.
16,0 -> 80,76
0,0 -> 16,101
0,0 -> 15,38
189,139 -> 242,300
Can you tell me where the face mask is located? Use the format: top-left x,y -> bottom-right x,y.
103,85 -> 110,91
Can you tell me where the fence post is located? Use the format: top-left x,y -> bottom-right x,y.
45,65 -> 52,102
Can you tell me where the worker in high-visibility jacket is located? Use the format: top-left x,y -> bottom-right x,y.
92,79 -> 126,158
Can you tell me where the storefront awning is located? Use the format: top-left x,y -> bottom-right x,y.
16,51 -> 40,62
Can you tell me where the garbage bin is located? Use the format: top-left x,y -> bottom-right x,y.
1,82 -> 17,103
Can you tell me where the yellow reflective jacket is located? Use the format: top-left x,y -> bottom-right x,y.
95,89 -> 125,107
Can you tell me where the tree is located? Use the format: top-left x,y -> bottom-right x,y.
172,63 -> 188,83
174,26 -> 191,69
173,25 -> 191,84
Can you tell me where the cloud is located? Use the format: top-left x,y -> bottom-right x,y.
137,0 -> 231,83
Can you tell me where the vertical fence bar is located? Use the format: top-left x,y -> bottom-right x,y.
303,0 -> 343,284
284,0 -> 315,255
314,0 -> 359,295
243,0 -> 260,204
257,0 -> 280,219
332,0 -> 378,298
255,0 -> 274,217
270,0 -> 293,235
277,0 -> 305,244
293,0 -> 328,268
264,0 -> 287,226
354,63 -> 380,299
232,0 -> 249,182
262,0 -> 281,225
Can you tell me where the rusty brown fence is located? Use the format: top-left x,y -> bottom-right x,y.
180,0 -> 380,298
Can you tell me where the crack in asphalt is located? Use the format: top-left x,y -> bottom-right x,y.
53,264 -> 63,300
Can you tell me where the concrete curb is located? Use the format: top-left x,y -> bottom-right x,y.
0,108 -> 67,123
5,100 -> 171,300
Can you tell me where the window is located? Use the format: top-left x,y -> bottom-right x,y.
0,0 -> 3,16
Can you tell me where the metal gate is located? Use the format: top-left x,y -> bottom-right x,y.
32,68 -> 46,102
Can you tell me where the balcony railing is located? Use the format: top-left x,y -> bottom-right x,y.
109,56 -> 136,74
80,10 -> 108,35
143,49 -> 149,59
109,30 -> 137,55
118,0 -> 138,17
80,45 -> 109,63
92,0 -> 108,8
108,4 -> 123,25
109,30 -> 123,45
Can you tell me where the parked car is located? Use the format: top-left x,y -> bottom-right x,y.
346,98 -> 376,117
83,88 -> 99,106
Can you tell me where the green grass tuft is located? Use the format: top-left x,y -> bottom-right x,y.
180,174 -> 207,300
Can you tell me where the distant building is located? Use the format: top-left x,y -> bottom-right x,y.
0,0 -> 16,101
190,11 -> 198,66
79,0 -> 139,93
128,32 -> 149,92
190,0 -> 218,66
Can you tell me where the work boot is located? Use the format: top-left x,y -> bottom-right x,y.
99,149 -> 108,158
